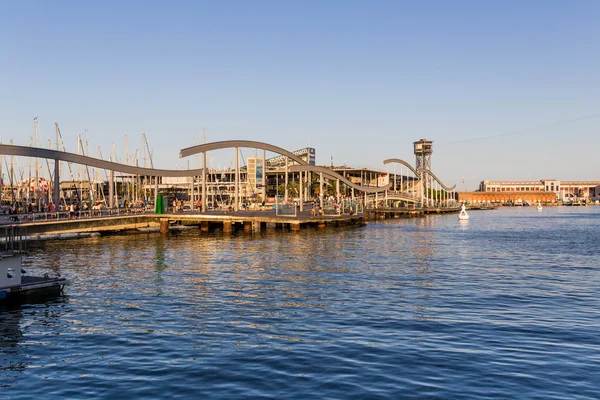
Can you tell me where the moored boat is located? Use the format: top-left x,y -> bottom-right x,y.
1,252 -> 69,303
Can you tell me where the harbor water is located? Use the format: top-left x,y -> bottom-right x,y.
2,207 -> 599,398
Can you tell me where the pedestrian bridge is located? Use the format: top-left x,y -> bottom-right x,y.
0,138 -> 458,215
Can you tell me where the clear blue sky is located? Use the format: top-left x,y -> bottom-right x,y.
1,1 -> 598,189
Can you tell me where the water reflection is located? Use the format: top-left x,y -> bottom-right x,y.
0,306 -> 25,388
2,207 -> 599,399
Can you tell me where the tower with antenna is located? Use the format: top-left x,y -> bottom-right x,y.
414,139 -> 433,205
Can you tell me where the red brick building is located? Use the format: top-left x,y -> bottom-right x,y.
458,191 -> 556,205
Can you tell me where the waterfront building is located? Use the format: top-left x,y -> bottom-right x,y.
458,190 -> 556,205
479,180 -> 600,202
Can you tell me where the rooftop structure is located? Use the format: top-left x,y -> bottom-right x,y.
266,148 -> 315,167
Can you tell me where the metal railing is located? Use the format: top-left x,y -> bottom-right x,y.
342,200 -> 363,215
1,225 -> 26,252
0,207 -> 150,223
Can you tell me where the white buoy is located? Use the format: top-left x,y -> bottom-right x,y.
537,201 -> 543,211
458,204 -> 469,220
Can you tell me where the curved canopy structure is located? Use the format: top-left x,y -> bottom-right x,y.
0,144 -> 205,177
417,168 -> 456,191
386,193 -> 420,203
180,140 -> 306,165
382,158 -> 418,176
289,164 -> 393,193
383,158 -> 456,191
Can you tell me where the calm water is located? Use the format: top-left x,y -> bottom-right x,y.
2,207 -> 600,399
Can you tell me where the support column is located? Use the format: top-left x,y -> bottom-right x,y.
109,170 -> 114,209
262,149 -> 266,204
154,177 -> 158,211
336,179 -> 340,204
53,159 -> 60,207
223,221 -> 233,233
420,174 -> 424,208
299,171 -> 304,212
284,157 -> 288,203
305,171 -> 309,203
202,151 -> 207,212
191,176 -> 195,211
319,172 -> 324,210
244,221 -> 252,233
235,147 -> 239,212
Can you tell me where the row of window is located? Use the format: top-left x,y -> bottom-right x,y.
486,187 -> 545,192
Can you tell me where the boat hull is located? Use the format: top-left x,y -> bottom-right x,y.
1,277 -> 69,303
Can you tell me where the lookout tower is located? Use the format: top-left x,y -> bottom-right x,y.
414,139 -> 434,205
413,139 -> 433,171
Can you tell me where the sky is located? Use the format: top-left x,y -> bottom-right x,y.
1,1 -> 598,189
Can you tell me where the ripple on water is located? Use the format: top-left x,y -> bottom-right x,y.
1,207 -> 600,399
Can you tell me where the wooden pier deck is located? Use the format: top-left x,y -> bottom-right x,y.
0,205 -> 467,240
3,210 -> 366,237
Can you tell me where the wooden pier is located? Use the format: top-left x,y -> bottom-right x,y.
4,211 -> 366,237
0,205 -> 467,240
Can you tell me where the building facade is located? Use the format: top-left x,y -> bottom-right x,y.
479,180 -> 600,202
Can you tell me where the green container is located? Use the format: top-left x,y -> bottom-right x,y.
155,194 -> 164,214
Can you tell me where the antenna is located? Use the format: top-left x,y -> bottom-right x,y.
142,133 -> 147,168
195,132 -> 199,169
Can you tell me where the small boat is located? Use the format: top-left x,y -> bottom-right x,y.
1,252 -> 69,303
537,201 -> 543,211
458,204 -> 469,220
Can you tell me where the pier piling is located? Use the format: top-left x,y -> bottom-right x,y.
159,219 -> 170,234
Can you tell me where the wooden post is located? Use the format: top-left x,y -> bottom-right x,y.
160,218 -> 170,234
